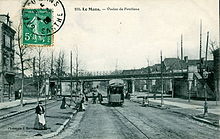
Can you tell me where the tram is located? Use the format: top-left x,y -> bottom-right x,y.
107,79 -> 125,105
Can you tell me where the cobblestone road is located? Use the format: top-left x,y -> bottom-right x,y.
57,100 -> 220,139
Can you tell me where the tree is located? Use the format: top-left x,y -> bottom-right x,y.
15,23 -> 33,107
209,40 -> 219,53
54,50 -> 66,95
73,46 -> 86,95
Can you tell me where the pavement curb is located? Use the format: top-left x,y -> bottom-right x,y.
131,98 -> 219,128
192,116 -> 220,127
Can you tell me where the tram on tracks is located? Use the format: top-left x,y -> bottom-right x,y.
107,79 -> 125,105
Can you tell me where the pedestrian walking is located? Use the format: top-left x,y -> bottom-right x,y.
126,92 -> 130,100
34,102 -> 46,130
153,93 -> 156,100
60,97 -> 67,109
85,95 -> 88,102
80,97 -> 85,111
98,93 -> 103,104
142,96 -> 147,107
92,92 -> 96,104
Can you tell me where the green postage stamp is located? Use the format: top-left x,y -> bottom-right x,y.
22,0 -> 66,47
22,9 -> 53,46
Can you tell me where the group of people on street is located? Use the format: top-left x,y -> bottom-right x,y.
92,92 -> 103,104
34,91 -> 103,130
60,95 -> 86,111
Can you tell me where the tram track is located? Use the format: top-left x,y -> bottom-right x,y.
0,100 -> 58,129
113,101 -> 190,139
112,106 -> 151,139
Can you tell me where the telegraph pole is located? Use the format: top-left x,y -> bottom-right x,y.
75,46 -> 79,100
160,51 -> 164,106
181,34 -> 183,60
205,32 -> 209,69
51,51 -> 54,75
172,69 -> 174,98
70,51 -> 73,104
203,31 -> 209,116
147,59 -> 150,102
199,20 -> 202,73
177,42 -> 179,59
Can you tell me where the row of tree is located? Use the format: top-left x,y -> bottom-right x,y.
15,24 -> 83,106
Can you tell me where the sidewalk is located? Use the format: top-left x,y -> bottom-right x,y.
0,97 -> 78,139
0,97 -> 45,110
131,92 -> 220,127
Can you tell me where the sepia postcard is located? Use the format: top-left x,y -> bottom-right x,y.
0,0 -> 219,139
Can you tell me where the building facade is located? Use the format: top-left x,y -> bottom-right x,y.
0,14 -> 16,102
213,48 -> 220,100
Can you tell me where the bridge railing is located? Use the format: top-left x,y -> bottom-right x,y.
77,70 -> 124,77
69,70 -> 187,78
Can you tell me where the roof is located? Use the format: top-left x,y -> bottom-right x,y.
163,58 -> 188,71
121,57 -> 214,74
109,79 -> 124,87
163,58 -> 213,71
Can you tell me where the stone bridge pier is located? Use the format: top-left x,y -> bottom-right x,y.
127,79 -> 135,94
79,80 -> 85,94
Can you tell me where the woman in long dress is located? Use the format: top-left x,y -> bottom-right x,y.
60,97 -> 66,109
34,102 -> 46,130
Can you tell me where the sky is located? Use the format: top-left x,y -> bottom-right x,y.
0,0 -> 219,72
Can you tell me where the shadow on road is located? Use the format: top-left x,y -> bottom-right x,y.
101,102 -> 124,107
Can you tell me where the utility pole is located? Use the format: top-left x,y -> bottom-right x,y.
51,51 -> 54,75
147,59 -> 150,101
180,34 -> 184,73
203,31 -> 209,116
75,46 -> 79,99
199,20 -> 202,73
33,57 -> 35,78
115,59 -> 118,74
160,51 -> 164,106
218,1 -> 220,106
181,34 -> 183,60
205,32 -> 209,68
32,57 -> 38,102
187,65 -> 190,102
172,69 -> 174,98
177,42 -> 179,59
70,51 -> 73,104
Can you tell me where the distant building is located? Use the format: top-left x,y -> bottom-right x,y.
121,56 -> 216,99
213,48 -> 220,100
0,14 -> 16,102
161,57 -> 215,99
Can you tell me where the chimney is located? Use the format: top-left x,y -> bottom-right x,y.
184,56 -> 188,63
0,14 -> 11,26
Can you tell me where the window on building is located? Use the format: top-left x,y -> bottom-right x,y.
2,35 -> 5,46
5,35 -> 11,48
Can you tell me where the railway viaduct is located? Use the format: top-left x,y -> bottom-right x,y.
49,71 -> 188,96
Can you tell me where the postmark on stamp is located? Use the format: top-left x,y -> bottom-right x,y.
22,9 -> 53,45
22,0 -> 66,46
